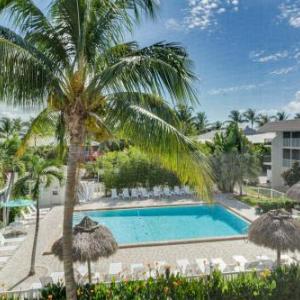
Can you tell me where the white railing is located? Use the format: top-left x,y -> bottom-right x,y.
0,288 -> 41,299
245,186 -> 287,200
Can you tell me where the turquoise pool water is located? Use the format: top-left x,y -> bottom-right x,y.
73,205 -> 249,245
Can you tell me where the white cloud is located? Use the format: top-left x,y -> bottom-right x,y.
165,18 -> 183,31
0,104 -> 38,120
279,1 -> 300,28
249,50 -> 289,63
208,84 -> 258,96
184,0 -> 240,30
286,91 -> 300,112
270,66 -> 297,75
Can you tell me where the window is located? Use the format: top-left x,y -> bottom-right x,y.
292,132 -> 300,138
292,149 -> 300,160
283,132 -> 291,138
283,149 -> 290,159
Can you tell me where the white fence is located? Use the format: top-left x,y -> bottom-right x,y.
245,186 -> 287,200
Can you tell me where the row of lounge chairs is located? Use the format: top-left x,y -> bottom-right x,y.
111,185 -> 194,200
0,205 -> 51,270
32,254 -> 298,288
0,233 -> 26,268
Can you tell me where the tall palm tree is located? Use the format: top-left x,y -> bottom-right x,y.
228,110 -> 246,124
175,104 -> 196,135
0,117 -> 15,140
256,114 -> 272,127
243,108 -> 258,128
0,1 -> 211,298
194,112 -> 209,133
273,111 -> 289,121
13,156 -> 63,275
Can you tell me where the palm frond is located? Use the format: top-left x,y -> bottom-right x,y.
107,103 -> 212,197
0,38 -> 52,105
97,42 -> 197,104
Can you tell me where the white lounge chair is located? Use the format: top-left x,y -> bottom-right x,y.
233,255 -> 248,271
106,263 -> 122,281
211,258 -> 227,272
111,189 -> 119,200
281,254 -> 296,265
122,188 -> 130,199
50,272 -> 65,283
196,258 -> 209,274
39,276 -> 53,287
29,205 -> 50,215
131,188 -> 140,199
0,233 -> 26,246
174,186 -> 185,196
153,186 -> 162,198
0,244 -> 18,252
163,186 -> 172,198
130,263 -> 146,280
140,188 -> 150,199
244,259 -> 273,271
183,185 -> 193,195
176,259 -> 190,275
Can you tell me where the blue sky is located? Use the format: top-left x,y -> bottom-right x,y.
131,0 -> 300,122
1,0 -> 300,123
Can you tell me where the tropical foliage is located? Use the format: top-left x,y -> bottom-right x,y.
35,265 -> 300,300
282,162 -> 300,187
206,123 -> 261,194
86,147 -> 180,192
0,1 -> 212,297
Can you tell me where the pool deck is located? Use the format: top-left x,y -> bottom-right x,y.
0,194 -> 297,291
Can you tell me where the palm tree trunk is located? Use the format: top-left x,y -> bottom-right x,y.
3,172 -> 15,225
63,118 -> 84,300
29,198 -> 40,275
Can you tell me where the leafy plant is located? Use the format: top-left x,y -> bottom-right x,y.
282,162 -> 300,187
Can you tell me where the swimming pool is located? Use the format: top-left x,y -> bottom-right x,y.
73,205 -> 249,245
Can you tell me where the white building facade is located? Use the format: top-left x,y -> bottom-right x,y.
259,120 -> 300,189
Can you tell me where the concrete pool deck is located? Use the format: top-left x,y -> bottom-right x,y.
0,194 -> 298,291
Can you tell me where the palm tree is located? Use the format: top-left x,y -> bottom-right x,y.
228,110 -> 246,124
175,104 -> 196,135
273,111 -> 289,121
0,117 -> 15,140
294,113 -> 300,119
0,1 -> 211,298
243,109 -> 258,128
194,112 -> 209,133
13,156 -> 62,275
256,114 -> 272,127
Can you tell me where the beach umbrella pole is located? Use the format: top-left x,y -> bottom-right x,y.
87,258 -> 92,284
277,248 -> 281,267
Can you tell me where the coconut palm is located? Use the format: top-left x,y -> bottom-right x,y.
0,117 -> 25,140
175,104 -> 196,135
0,1 -> 211,298
228,110 -> 246,124
243,108 -> 258,128
273,111 -> 289,121
13,156 -> 63,275
194,112 -> 209,133
256,114 -> 272,127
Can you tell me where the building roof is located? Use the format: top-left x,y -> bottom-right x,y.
258,119 -> 300,133
196,130 -> 275,144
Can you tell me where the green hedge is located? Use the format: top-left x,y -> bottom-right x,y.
257,199 -> 295,213
2,265 -> 297,300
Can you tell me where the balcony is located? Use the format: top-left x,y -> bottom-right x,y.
263,155 -> 272,165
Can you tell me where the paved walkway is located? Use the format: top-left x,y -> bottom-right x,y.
0,194 -> 298,291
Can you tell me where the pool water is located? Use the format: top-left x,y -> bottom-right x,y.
73,205 -> 249,245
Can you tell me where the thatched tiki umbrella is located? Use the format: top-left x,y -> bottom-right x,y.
287,182 -> 300,202
52,217 -> 118,284
249,209 -> 300,266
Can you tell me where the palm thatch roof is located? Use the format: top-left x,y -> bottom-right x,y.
287,182 -> 300,202
248,209 -> 300,252
52,216 -> 118,262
